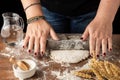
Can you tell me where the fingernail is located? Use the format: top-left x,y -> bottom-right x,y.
103,53 -> 106,57
23,46 -> 25,48
80,37 -> 83,40
28,50 -> 31,53
110,48 -> 112,51
97,54 -> 99,58
34,52 -> 37,55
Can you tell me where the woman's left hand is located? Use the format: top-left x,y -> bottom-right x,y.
82,18 -> 112,57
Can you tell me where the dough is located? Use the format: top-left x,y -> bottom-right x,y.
50,50 -> 89,63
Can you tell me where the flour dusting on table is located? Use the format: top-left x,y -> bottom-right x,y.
51,62 -> 90,80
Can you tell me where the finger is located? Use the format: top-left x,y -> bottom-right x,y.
34,37 -> 40,55
89,36 -> 96,56
108,38 -> 112,52
81,27 -> 89,41
23,35 -> 29,48
102,39 -> 107,57
50,28 -> 59,40
28,36 -> 34,53
96,39 -> 101,57
40,33 -> 47,56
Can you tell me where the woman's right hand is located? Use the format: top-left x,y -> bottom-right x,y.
23,19 -> 59,56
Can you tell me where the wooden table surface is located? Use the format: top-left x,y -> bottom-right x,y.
0,34 -> 120,80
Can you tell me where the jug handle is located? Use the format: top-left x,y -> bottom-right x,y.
19,17 -> 24,30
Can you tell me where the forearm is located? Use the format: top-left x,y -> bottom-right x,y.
95,0 -> 120,23
20,0 -> 43,19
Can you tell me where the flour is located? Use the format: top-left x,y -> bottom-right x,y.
51,62 -> 90,80
61,62 -> 70,67
51,69 -> 81,80
76,61 -> 90,71
50,50 -> 89,63
39,61 -> 49,67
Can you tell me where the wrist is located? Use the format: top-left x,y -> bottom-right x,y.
25,6 -> 43,19
27,16 -> 45,24
21,0 -> 43,18
24,2 -> 40,11
94,14 -> 113,23
23,2 -> 43,19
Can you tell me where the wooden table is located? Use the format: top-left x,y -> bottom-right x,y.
0,34 -> 120,80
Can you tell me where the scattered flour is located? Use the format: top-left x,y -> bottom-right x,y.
51,62 -> 90,80
60,62 -> 70,67
51,69 -> 81,80
39,61 -> 49,67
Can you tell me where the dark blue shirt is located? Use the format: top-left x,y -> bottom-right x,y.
41,0 -> 100,16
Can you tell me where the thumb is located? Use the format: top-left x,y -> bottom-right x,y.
81,27 -> 89,41
50,28 -> 59,40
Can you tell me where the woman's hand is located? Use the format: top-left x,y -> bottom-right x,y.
82,0 -> 120,58
23,19 -> 59,56
82,18 -> 112,57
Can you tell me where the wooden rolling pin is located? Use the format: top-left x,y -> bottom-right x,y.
9,56 -> 30,71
